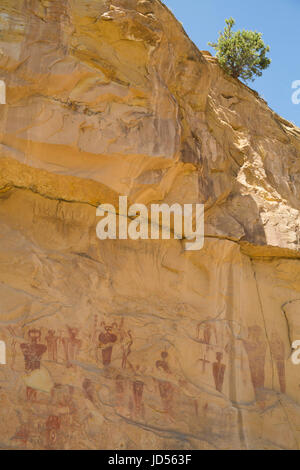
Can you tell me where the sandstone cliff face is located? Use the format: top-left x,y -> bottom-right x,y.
0,0 -> 300,450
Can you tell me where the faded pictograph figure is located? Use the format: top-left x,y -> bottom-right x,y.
156,351 -> 171,374
118,320 -> 133,370
270,331 -> 286,394
56,385 -> 79,431
11,423 -> 30,448
132,380 -> 145,418
20,329 -> 47,402
243,325 -> 267,394
158,380 -> 174,415
155,351 -> 174,415
45,415 -> 61,449
197,322 -> 217,347
6,327 -> 23,369
62,326 -> 81,367
212,352 -> 226,393
47,384 -> 81,446
198,354 -> 210,373
45,330 -> 59,362
115,374 -> 127,411
196,322 -> 220,374
11,339 -> 17,370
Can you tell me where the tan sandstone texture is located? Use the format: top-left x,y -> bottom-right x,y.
0,0 -> 300,450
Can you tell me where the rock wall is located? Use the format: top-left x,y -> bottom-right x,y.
0,0 -> 300,449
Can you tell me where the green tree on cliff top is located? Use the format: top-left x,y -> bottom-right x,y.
208,18 -> 271,82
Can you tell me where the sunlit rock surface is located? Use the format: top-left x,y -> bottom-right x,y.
0,0 -> 300,450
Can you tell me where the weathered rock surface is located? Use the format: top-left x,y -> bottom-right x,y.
0,0 -> 300,450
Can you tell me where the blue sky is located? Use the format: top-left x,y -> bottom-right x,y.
163,0 -> 300,127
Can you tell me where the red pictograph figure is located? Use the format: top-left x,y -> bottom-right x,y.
243,325 -> 267,394
12,424 -> 30,448
132,380 -> 144,417
197,323 -> 217,346
155,351 -> 174,414
45,415 -> 61,449
212,352 -> 226,393
20,329 -> 47,402
62,326 -> 81,367
156,351 -> 171,374
116,375 -> 125,396
115,374 -> 126,407
203,324 -> 212,345
115,374 -> 128,414
45,330 -> 59,361
158,380 -> 174,413
98,325 -> 117,366
199,356 -> 210,373
11,338 -> 17,370
121,329 -> 133,370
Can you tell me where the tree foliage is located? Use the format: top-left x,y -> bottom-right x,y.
208,18 -> 271,82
